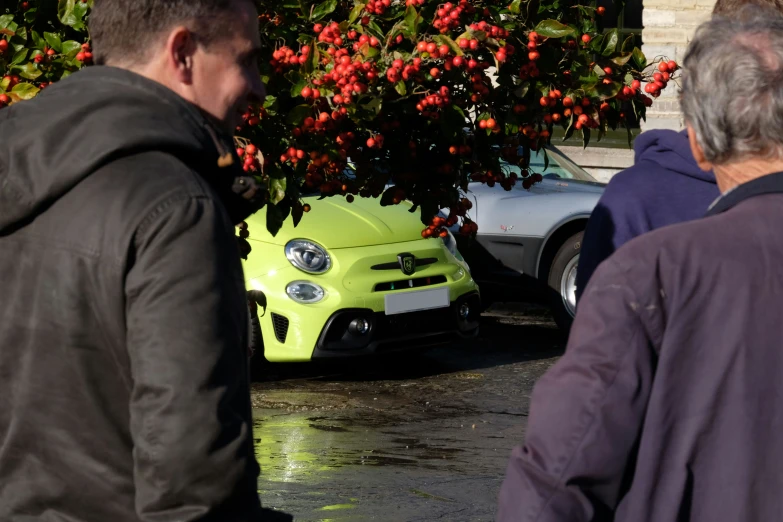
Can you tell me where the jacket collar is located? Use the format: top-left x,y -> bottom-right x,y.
706,171 -> 783,216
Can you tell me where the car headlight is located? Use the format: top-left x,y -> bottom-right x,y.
285,239 -> 331,274
286,281 -> 325,304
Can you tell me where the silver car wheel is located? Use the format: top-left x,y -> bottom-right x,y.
560,254 -> 579,318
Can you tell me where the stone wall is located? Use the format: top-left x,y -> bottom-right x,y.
640,0 -> 715,131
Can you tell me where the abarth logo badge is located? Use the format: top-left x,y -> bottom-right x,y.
397,253 -> 415,276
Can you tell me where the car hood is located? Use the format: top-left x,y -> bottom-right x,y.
246,195 -> 425,249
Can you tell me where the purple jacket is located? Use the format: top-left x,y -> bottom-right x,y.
498,172 -> 783,522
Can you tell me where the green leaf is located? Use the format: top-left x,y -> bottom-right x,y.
611,53 -> 633,66
15,62 -> 42,80
394,81 -> 406,95
349,1 -> 365,23
359,42 -> 380,59
621,35 -> 634,53
367,21 -> 384,39
44,32 -> 63,53
601,29 -> 619,56
24,8 -> 38,24
380,186 -> 397,206
0,15 -> 13,30
509,0 -> 522,14
632,47 -> 647,69
286,104 -> 311,125
533,19 -> 576,39
14,26 -> 27,41
11,82 -> 40,100
311,0 -> 337,21
514,81 -> 530,98
10,49 -> 28,66
589,34 -> 605,53
31,30 -> 45,50
266,201 -> 285,236
362,97 -> 383,114
290,79 -> 306,97
402,5 -> 421,39
0,77 -> 9,91
58,0 -> 79,27
269,177 -> 287,205
585,81 -> 622,100
433,34 -> 463,56
582,127 -> 591,148
62,40 -> 82,58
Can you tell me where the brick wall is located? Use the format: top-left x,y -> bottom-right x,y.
640,0 -> 715,131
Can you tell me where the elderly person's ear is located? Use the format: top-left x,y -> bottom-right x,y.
686,124 -> 713,172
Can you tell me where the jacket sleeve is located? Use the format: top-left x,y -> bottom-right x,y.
575,174 -> 648,305
497,258 -> 656,522
124,192 -> 266,521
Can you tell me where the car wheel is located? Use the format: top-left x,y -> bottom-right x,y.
546,231 -> 582,332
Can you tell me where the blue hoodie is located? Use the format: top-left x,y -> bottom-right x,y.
575,129 -> 720,303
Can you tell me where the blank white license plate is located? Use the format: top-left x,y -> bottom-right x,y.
384,287 -> 450,316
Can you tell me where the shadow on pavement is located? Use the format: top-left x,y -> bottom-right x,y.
254,303 -> 566,384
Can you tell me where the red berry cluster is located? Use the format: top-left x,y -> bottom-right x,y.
238,143 -> 261,172
76,42 -> 93,63
644,60 -> 678,97
433,2 -> 474,34
280,145 -> 306,165
470,169 -> 518,191
314,22 -> 346,46
416,86 -> 452,119
468,20 -> 509,39
363,0 -> 392,15
405,0 -> 426,6
0,39 -> 9,54
236,105 -> 264,132
270,45 -> 310,73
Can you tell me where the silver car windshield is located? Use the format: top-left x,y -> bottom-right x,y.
501,146 -> 598,183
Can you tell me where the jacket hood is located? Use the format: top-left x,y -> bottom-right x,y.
0,66 -> 261,234
634,128 -> 716,184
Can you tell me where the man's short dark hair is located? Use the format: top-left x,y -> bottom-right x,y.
713,0 -> 783,15
89,0 -> 246,66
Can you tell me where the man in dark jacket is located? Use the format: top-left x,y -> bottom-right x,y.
0,1 -> 291,521
574,0 -> 783,304
498,8 -> 783,522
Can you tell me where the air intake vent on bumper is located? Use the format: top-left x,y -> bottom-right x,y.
271,313 -> 289,343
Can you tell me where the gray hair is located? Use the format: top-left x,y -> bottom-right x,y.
681,6 -> 783,165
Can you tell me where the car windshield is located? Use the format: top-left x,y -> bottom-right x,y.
501,146 -> 598,183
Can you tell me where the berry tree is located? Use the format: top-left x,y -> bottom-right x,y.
1,0 -> 678,239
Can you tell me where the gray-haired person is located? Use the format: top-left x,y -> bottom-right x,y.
497,7 -> 783,522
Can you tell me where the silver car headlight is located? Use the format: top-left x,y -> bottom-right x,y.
285,239 -> 331,274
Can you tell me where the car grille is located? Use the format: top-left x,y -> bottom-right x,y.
374,275 -> 447,292
271,313 -> 289,343
370,257 -> 438,270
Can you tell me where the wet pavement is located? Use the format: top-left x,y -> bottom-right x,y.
251,303 -> 566,521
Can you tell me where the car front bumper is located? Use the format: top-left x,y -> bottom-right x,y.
246,238 -> 480,362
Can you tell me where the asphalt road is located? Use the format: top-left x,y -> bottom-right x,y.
251,303 -> 566,522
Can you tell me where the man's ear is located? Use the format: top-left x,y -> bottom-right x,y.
165,26 -> 196,85
686,124 -> 713,172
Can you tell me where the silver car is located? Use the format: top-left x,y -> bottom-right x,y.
453,145 -> 605,331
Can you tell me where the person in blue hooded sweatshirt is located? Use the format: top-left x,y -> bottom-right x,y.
574,129 -> 719,303
574,0 -> 783,305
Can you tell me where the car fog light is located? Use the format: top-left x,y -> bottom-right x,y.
349,318 -> 371,335
459,303 -> 471,320
286,281 -> 325,304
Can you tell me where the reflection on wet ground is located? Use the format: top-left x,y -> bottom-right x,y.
253,305 -> 565,521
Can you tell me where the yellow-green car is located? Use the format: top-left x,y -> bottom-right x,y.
242,195 -> 481,363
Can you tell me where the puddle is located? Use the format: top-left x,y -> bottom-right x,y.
253,410 -> 467,485
318,503 -> 358,511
